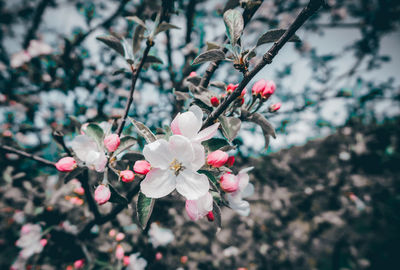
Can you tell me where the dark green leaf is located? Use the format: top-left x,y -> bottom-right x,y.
62,167 -> 84,183
144,55 -> 163,65
126,16 -> 147,28
245,111 -> 276,149
173,90 -> 190,101
155,22 -> 181,35
128,117 -> 156,143
85,123 -> 104,148
223,9 -> 244,46
202,138 -> 231,151
137,192 -> 155,229
192,49 -> 226,65
96,35 -> 125,57
108,185 -> 128,205
112,68 -> 128,76
213,201 -> 222,231
218,116 -> 241,142
223,0 -> 240,12
256,29 -> 301,47
112,136 -> 137,158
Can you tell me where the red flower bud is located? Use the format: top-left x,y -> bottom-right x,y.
74,259 -> 84,269
94,185 -> 111,205
40,239 -> 47,247
180,256 -> 188,264
104,134 -> 120,152
55,157 -> 77,172
226,83 -> 239,94
226,156 -> 235,166
133,160 -> 151,175
269,102 -> 281,112
220,172 -> 239,193
207,150 -> 229,167
123,256 -> 130,266
120,170 -> 135,183
262,80 -> 276,99
206,211 -> 214,222
210,96 -> 220,107
189,71 -> 197,77
155,252 -> 163,260
252,79 -> 267,96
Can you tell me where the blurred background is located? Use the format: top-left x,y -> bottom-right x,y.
0,0 -> 399,269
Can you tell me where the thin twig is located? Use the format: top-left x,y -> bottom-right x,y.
0,144 -> 55,166
202,0 -> 324,128
78,169 -> 101,220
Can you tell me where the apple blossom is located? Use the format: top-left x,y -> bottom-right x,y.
126,253 -> 147,270
71,135 -> 107,172
140,135 -> 209,200
170,105 -> 219,144
269,102 -> 281,112
207,150 -> 229,167
220,172 -> 239,193
225,167 -> 254,216
133,160 -> 151,175
16,224 -> 44,259
120,170 -> 135,183
116,244 -> 124,260
94,184 -> 111,205
55,157 -> 77,172
185,192 -> 213,221
155,252 -> 163,260
148,222 -> 174,247
103,134 -> 120,152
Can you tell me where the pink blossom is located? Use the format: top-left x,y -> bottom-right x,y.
40,239 -> 47,247
104,134 -> 120,152
94,185 -> 111,205
226,83 -> 239,94
252,79 -> 267,95
73,186 -> 85,195
185,192 -> 213,221
74,259 -> 84,269
120,170 -> 135,183
123,256 -> 130,266
155,252 -> 163,260
207,150 -> 229,167
133,160 -> 151,175
115,232 -> 125,241
262,80 -> 276,99
189,71 -> 197,77
10,51 -> 31,68
115,245 -> 124,260
109,229 -> 117,237
269,102 -> 281,112
220,173 -> 239,193
55,157 -> 77,172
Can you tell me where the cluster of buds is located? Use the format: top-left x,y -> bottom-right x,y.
209,83 -> 247,108
251,79 -> 276,100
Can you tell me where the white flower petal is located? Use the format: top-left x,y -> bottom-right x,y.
177,111 -> 202,139
226,193 -> 251,216
241,183 -> 254,198
176,170 -> 209,200
237,171 -> 250,191
143,139 -> 173,170
190,142 -> 205,171
186,192 -> 213,221
170,113 -> 182,135
140,169 -> 176,198
168,135 -> 194,166
189,105 -> 203,122
193,122 -> 220,143
71,135 -> 98,162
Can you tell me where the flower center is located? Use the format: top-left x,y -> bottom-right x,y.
169,159 -> 184,176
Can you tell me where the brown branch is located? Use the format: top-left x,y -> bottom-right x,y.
202,0 -> 324,128
23,0 -> 51,49
78,169 -> 101,220
0,144 -> 55,166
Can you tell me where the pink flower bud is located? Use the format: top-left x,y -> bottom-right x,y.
123,256 -> 130,266
94,185 -> 111,205
155,252 -> 163,260
104,134 -> 120,152
220,173 -> 239,193
115,232 -> 125,241
180,256 -> 188,264
189,71 -> 197,77
74,259 -> 84,269
120,170 -> 135,183
206,211 -> 214,222
40,239 -> 47,247
109,229 -> 117,237
210,96 -> 219,107
207,150 -> 229,167
115,245 -> 124,260
252,79 -> 267,96
55,157 -> 77,172
262,80 -> 276,99
74,186 -> 84,195
226,83 -> 239,94
226,156 -> 235,166
133,160 -> 151,175
269,102 -> 281,112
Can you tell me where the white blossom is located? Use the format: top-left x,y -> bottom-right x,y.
70,135 -> 107,172
226,167 -> 254,216
127,252 -> 147,270
148,223 -> 174,248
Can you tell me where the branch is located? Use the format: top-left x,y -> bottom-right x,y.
202,0 -> 324,128
0,144 -> 55,166
78,169 -> 101,220
199,0 -> 264,88
23,0 -> 51,49
115,41 -> 153,136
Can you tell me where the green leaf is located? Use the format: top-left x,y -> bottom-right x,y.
126,16 -> 147,28
218,116 -> 241,142
206,41 -> 221,51
245,111 -> 276,149
108,184 -> 128,205
144,55 -> 163,65
223,9 -> 244,46
128,117 -> 156,143
85,123 -> 104,148
112,68 -> 128,76
112,136 -> 137,158
192,49 -> 226,65
132,24 -> 146,55
136,192 -> 155,229
96,35 -> 125,57
213,201 -> 222,231
155,22 -> 181,35
256,29 -> 301,47
202,138 -> 231,151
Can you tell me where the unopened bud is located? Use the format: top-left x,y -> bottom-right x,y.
55,157 -> 77,172
120,170 -> 135,183
252,79 -> 267,96
206,211 -> 214,222
94,185 -> 111,205
269,102 -> 281,112
210,96 -> 220,107
226,83 -> 239,94
115,232 -> 125,241
207,150 -> 229,167
226,156 -> 235,166
104,134 -> 120,152
74,259 -> 84,269
220,172 -> 239,193
133,160 -> 151,175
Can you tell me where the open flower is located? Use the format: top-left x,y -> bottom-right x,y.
71,135 -> 107,172
16,224 -> 44,259
126,253 -> 148,270
225,167 -> 254,216
185,192 -> 213,221
148,223 -> 174,248
170,105 -> 219,144
140,135 -> 209,200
